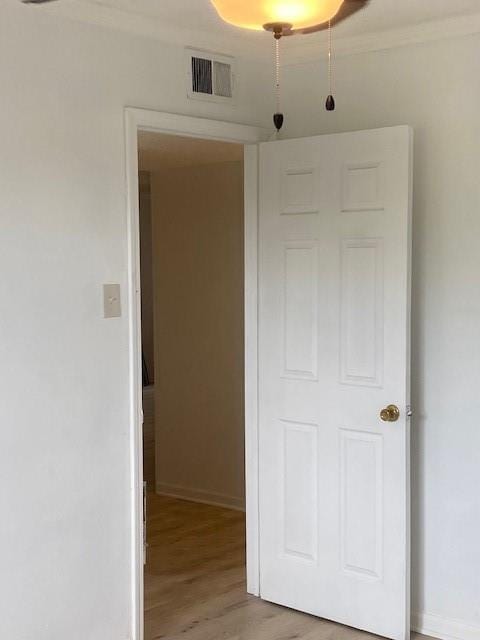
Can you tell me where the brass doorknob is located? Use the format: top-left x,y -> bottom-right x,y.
380,405 -> 400,422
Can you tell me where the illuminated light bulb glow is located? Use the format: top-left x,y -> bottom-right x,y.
210,0 -> 344,31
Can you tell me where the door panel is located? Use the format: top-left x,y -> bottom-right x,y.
340,237 -> 384,386
258,127 -> 412,640
283,241 -> 319,379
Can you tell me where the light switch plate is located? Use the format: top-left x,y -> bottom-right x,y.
103,284 -> 121,318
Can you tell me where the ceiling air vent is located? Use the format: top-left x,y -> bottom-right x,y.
186,48 -> 235,104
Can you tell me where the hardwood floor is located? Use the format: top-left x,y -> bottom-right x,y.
143,494 -> 425,640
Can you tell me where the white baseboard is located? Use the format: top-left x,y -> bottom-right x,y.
155,481 -> 245,512
413,612 -> 480,640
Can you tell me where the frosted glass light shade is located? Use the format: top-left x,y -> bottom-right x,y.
210,0 -> 344,31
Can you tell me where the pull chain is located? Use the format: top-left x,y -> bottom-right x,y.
325,20 -> 336,111
273,32 -> 284,132
275,37 -> 280,115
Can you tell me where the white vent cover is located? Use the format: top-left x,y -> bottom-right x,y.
186,48 -> 236,104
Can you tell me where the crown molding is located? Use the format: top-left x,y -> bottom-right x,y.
283,11 -> 480,65
43,0 -> 270,59
42,2 -> 480,64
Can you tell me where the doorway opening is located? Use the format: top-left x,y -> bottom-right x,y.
126,109 -> 264,640
128,111 -> 413,640
138,132 -> 248,639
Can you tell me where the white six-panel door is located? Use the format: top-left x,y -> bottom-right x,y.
258,126 -> 412,640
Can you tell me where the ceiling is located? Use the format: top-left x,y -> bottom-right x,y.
89,0 -> 480,37
65,0 -> 480,35
138,132 -> 243,172
38,0 -> 480,57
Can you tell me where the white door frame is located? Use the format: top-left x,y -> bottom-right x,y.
124,107 -> 269,640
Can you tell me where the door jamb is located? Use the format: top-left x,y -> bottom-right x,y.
124,107 -> 269,640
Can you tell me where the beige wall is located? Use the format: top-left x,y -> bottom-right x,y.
150,160 -> 245,509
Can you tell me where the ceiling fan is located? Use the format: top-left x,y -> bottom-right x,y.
209,0 -> 369,128
22,0 -> 369,128
22,0 -> 368,29
209,0 -> 368,37
21,0 -> 368,34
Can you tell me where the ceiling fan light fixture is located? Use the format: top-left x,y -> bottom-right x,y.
210,0 -> 344,32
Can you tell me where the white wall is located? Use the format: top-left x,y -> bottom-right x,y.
0,4 -> 270,640
280,33 -> 480,638
151,161 -> 245,510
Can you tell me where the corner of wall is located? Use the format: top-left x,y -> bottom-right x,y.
155,482 -> 245,512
